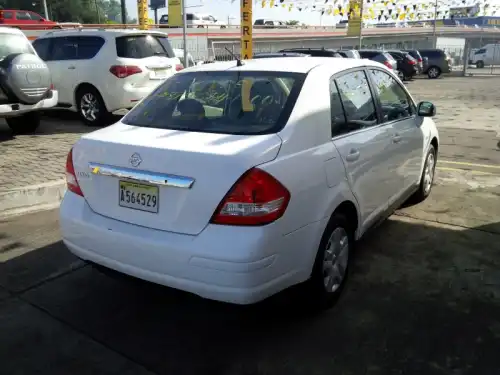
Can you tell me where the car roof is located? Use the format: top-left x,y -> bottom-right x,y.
0,26 -> 26,36
37,28 -> 170,38
181,57 -> 376,74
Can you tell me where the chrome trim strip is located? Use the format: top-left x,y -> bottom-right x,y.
88,162 -> 195,189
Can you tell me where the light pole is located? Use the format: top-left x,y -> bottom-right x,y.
42,0 -> 49,19
432,0 -> 438,48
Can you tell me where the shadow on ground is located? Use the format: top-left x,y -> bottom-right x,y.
0,212 -> 499,375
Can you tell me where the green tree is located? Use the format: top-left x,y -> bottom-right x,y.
286,20 -> 300,26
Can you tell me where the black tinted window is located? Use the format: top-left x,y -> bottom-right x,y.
160,15 -> 168,22
76,36 -> 105,59
334,70 -> 377,129
2,11 -> 13,19
32,38 -> 52,60
420,50 -> 443,58
116,35 -> 174,58
330,79 -> 348,137
51,37 -> 78,60
359,51 -> 378,58
475,48 -> 486,54
15,11 -> 31,20
0,34 -> 34,59
254,19 -> 264,25
122,71 -> 306,135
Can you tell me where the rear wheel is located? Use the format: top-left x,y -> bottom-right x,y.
301,213 -> 353,310
6,112 -> 40,135
427,66 -> 441,79
76,86 -> 111,127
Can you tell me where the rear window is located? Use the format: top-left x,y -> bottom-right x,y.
420,49 -> 444,58
0,34 -> 34,59
122,71 -> 306,135
116,35 -> 175,59
359,51 -> 378,58
382,52 -> 395,61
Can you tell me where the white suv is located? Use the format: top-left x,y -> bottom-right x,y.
0,27 -> 57,134
32,29 -> 183,126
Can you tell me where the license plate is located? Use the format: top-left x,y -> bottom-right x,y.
149,69 -> 168,80
119,181 -> 159,213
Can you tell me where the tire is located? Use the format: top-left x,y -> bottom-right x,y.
6,112 -> 40,135
301,213 -> 353,310
412,145 -> 436,203
427,66 -> 441,79
76,85 -> 111,127
476,60 -> 485,69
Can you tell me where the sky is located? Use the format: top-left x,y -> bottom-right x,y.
124,0 -> 333,26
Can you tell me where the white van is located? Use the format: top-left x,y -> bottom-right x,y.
471,44 -> 500,68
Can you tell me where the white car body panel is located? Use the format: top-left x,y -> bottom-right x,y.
60,57 -> 439,304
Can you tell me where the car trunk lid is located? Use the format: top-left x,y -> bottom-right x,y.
72,123 -> 283,235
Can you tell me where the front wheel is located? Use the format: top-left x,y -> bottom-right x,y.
76,86 -> 111,127
6,112 -> 40,135
301,213 -> 353,310
476,60 -> 485,69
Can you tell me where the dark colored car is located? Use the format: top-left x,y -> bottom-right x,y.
278,47 -> 343,58
359,50 -> 399,71
253,52 -> 310,59
402,49 -> 424,72
387,50 -> 419,81
418,49 -> 452,79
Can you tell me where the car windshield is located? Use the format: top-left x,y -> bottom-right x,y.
0,34 -> 34,60
122,71 -> 306,135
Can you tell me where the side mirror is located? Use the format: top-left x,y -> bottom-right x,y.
417,101 -> 436,117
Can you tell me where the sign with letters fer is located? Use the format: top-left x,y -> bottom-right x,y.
241,0 -> 253,59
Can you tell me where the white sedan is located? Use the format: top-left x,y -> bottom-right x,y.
60,57 -> 439,309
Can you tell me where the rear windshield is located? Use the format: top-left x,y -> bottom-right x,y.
115,35 -> 175,59
0,34 -> 34,59
122,71 -> 306,135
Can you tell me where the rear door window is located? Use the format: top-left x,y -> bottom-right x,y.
116,35 -> 174,59
50,36 -> 78,60
333,70 -> 378,129
122,71 -> 306,135
15,11 -> 32,20
76,36 -> 105,59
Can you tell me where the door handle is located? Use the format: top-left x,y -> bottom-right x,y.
345,149 -> 360,162
393,134 -> 402,143
68,66 -> 76,70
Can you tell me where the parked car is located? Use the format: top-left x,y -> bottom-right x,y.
60,57 -> 439,309
402,49 -> 424,72
359,50 -> 400,76
253,52 -> 310,59
469,44 -> 500,68
32,29 -> 183,126
418,49 -> 451,79
336,50 -> 361,59
173,48 -> 195,67
254,19 -> 287,28
159,13 -> 226,28
278,47 -> 343,58
386,50 -> 419,81
0,27 -> 57,134
0,9 -> 60,30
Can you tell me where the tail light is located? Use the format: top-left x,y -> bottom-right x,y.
210,168 -> 290,226
66,148 -> 84,197
175,63 -> 184,71
417,58 -> 423,63
50,83 -> 54,90
383,60 -> 393,69
109,65 -> 142,78
408,59 -> 416,65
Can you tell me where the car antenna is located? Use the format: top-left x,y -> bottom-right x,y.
225,47 -> 243,67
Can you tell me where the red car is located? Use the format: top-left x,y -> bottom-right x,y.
0,9 -> 60,30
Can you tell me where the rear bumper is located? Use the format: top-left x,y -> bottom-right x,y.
60,192 -> 319,304
103,81 -> 168,114
0,90 -> 58,117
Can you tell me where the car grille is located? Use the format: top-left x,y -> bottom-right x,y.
21,87 -> 48,97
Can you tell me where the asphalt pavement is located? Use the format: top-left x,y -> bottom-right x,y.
1,77 -> 500,374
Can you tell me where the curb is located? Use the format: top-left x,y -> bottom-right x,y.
0,180 -> 66,219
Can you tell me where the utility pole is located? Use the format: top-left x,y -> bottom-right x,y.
121,0 -> 127,24
42,0 -> 49,19
432,0 -> 438,48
